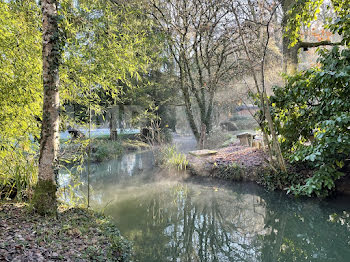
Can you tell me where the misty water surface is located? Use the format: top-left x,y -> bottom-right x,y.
60,140 -> 350,262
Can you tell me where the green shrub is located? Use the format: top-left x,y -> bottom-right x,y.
157,145 -> 188,171
257,168 -> 307,192
270,47 -> 350,197
91,140 -> 123,162
0,149 -> 38,200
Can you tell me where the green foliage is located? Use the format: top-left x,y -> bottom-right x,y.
0,152 -> 37,200
286,0 -> 350,47
92,140 -> 123,162
108,235 -> 132,261
0,0 -> 166,202
0,0 -> 42,200
287,113 -> 350,197
158,145 -> 188,171
271,47 -> 350,196
286,0 -> 324,47
258,169 -> 307,192
0,0 -> 42,137
326,0 -> 350,46
59,0 -> 165,111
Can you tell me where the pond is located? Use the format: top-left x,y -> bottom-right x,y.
60,139 -> 350,262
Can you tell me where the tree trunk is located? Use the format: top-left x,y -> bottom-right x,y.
263,92 -> 286,172
204,90 -> 215,134
109,107 -> 118,141
282,35 -> 299,75
198,123 -> 207,150
183,92 -> 200,141
33,0 -> 60,215
118,104 -> 124,132
280,0 -> 340,75
179,57 -> 200,141
281,0 -> 299,74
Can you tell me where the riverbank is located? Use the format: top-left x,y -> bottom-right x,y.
187,145 -> 269,181
49,136 -> 350,261
0,202 -> 131,261
187,144 -> 350,195
60,134 -> 150,163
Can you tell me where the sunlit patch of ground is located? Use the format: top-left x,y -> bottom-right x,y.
187,144 -> 268,181
212,145 -> 266,168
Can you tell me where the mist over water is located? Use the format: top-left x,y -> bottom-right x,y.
61,137 -> 350,261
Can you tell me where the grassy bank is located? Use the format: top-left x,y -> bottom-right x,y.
0,202 -> 131,261
60,134 -> 150,163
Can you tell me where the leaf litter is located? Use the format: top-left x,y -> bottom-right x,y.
0,202 -> 131,261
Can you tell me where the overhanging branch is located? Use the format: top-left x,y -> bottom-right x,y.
299,40 -> 342,49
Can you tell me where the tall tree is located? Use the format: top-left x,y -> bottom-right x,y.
59,0 -> 163,139
231,0 -> 286,171
151,0 -> 241,147
32,0 -> 61,215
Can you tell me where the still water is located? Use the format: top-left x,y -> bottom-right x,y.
63,147 -> 350,262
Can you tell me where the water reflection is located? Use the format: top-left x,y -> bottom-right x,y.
59,150 -> 155,205
106,184 -> 267,262
87,150 -> 155,179
100,181 -> 350,262
61,149 -> 350,261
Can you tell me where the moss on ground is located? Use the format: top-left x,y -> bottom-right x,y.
0,202 -> 131,261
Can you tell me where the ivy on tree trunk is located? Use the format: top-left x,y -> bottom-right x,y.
33,0 -> 61,215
